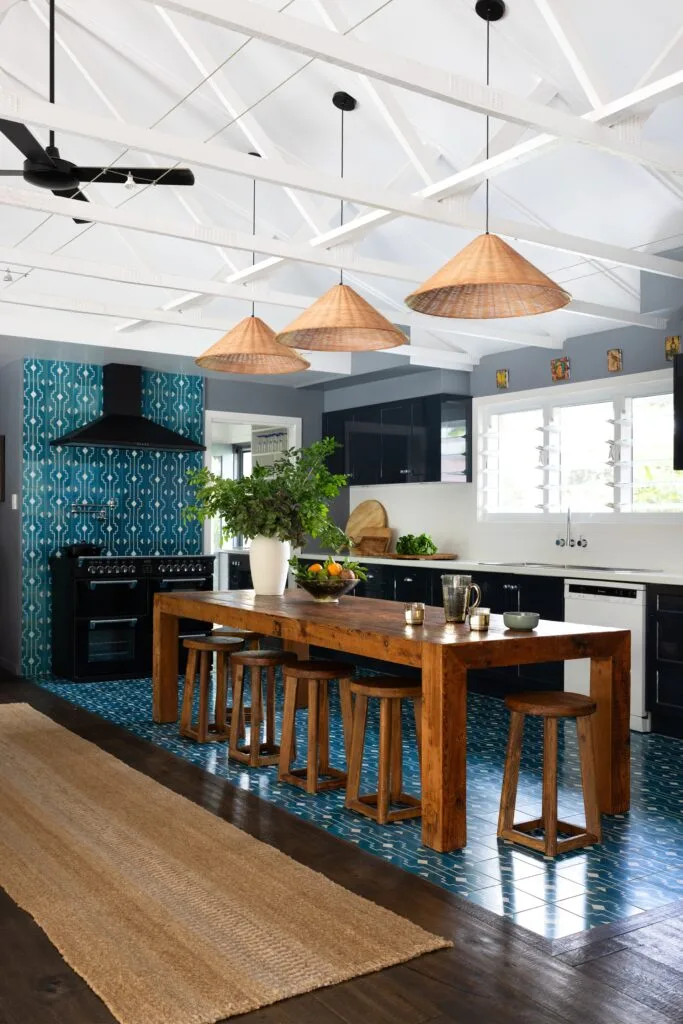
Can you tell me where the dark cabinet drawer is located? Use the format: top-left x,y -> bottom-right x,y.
647,584 -> 683,736
653,664 -> 683,713
657,618 -> 683,663
393,567 -> 433,605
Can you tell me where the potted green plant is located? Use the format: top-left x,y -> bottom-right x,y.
184,438 -> 348,595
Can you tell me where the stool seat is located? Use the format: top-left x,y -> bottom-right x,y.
183,635 -> 245,653
350,677 -> 422,700
211,627 -> 264,644
498,690 -> 601,857
283,660 -> 353,681
231,649 -> 298,668
506,692 -> 597,718
346,676 -> 422,825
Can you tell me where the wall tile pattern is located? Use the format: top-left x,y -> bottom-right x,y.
22,359 -> 204,676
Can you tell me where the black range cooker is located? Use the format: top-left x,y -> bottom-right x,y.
50,550 -> 215,681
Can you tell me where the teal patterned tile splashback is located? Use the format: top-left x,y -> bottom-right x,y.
22,358 -> 204,677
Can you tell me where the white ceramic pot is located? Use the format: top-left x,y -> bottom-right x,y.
249,535 -> 291,596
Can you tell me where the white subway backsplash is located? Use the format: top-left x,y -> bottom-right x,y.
350,483 -> 682,574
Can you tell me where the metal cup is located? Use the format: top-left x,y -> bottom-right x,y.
441,574 -> 482,623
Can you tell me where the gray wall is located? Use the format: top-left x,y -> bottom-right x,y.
0,361 -> 23,676
323,368 -> 470,412
206,377 -> 323,448
471,317 -> 682,396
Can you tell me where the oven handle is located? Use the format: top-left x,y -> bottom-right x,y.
88,580 -> 138,589
89,618 -> 138,630
160,578 -> 205,587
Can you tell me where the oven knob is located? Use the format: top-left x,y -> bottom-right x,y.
88,566 -> 96,575
160,564 -> 166,573
106,567 -> 112,574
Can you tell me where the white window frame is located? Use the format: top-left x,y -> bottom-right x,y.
476,369 -> 681,524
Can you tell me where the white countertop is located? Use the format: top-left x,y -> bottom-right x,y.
296,553 -> 680,586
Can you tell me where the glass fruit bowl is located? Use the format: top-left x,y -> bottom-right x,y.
295,577 -> 359,603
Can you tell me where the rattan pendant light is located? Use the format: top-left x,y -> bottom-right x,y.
276,93 -> 406,352
195,156 -> 310,375
405,0 -> 571,320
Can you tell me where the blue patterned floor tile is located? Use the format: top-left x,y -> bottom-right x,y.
513,904 -> 586,939
34,674 -> 683,940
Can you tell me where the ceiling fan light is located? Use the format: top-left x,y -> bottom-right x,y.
275,283 -> 406,352
405,233 -> 571,319
195,316 -> 310,375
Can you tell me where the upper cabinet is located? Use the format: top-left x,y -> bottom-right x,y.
322,393 -> 471,486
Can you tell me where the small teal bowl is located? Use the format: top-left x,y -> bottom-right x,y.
503,611 -> 540,631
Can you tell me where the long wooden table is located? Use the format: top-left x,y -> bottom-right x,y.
153,590 -> 631,853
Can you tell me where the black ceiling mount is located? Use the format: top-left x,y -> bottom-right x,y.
332,91 -> 357,112
475,0 -> 506,21
248,151 -> 262,157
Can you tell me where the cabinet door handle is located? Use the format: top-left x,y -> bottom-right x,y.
403,577 -> 414,583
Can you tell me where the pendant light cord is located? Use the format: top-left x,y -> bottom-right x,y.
485,14 -> 490,235
251,174 -> 256,317
49,0 -> 55,148
340,106 -> 345,286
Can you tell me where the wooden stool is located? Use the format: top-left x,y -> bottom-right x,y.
229,650 -> 298,767
498,691 -> 602,857
345,678 -> 422,825
210,628 -> 265,728
179,635 -> 245,743
279,661 -> 354,793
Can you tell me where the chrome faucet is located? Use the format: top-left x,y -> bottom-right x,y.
555,508 -> 587,550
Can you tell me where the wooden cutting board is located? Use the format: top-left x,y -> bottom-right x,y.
383,553 -> 457,561
345,500 -> 388,542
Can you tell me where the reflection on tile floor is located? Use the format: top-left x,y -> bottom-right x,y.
37,674 -> 683,940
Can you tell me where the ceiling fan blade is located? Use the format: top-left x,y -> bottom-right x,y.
53,186 -> 90,224
0,119 -> 52,164
75,167 -> 195,186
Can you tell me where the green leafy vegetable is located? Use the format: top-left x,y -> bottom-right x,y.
395,533 -> 437,556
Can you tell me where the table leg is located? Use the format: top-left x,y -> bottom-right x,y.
589,633 -> 630,814
421,645 -> 467,852
153,602 -> 179,723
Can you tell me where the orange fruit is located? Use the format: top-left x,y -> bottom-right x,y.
308,563 -> 323,574
327,562 -> 343,577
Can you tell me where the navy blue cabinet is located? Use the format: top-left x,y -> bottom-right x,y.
647,584 -> 683,738
322,393 -> 471,486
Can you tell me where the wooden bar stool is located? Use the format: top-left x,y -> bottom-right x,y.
179,635 -> 245,743
279,661 -> 354,794
345,677 -> 422,825
498,691 -> 602,857
229,650 -> 298,767
211,627 -> 264,650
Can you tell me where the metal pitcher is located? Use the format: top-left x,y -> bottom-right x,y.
441,574 -> 482,624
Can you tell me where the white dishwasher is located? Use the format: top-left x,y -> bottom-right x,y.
564,579 -> 649,732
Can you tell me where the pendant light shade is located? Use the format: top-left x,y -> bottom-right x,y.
195,316 -> 310,374
405,233 -> 571,319
275,283 -> 406,352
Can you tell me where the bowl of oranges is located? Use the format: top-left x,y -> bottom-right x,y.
289,556 -> 368,603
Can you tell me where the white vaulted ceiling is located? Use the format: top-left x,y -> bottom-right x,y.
0,0 -> 682,383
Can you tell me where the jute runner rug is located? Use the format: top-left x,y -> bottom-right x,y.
0,704 -> 449,1024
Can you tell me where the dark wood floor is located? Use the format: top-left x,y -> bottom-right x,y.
1,680 -> 682,1024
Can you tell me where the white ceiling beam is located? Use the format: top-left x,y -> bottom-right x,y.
311,0 -> 437,186
0,191 -> 670,337
141,0 -> 683,176
153,5 -> 326,235
3,91 -> 683,283
531,0 -> 605,109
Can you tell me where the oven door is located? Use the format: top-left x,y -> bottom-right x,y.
75,578 -> 148,618
74,616 -> 149,679
154,577 -> 212,633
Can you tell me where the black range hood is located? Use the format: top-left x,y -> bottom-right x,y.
50,363 -> 205,452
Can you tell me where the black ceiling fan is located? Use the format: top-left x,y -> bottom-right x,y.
0,0 -> 195,223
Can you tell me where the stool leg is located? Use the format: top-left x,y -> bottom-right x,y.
497,711 -> 524,836
249,667 -> 263,767
229,663 -> 245,753
390,698 -> 403,802
577,717 -> 602,843
339,680 -> 354,765
214,651 -> 228,735
180,648 -> 197,736
197,652 -> 210,743
278,677 -> 298,779
318,680 -> 331,775
345,694 -> 367,807
542,717 -> 559,857
377,699 -> 392,825
306,679 -> 320,794
265,665 -> 276,750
